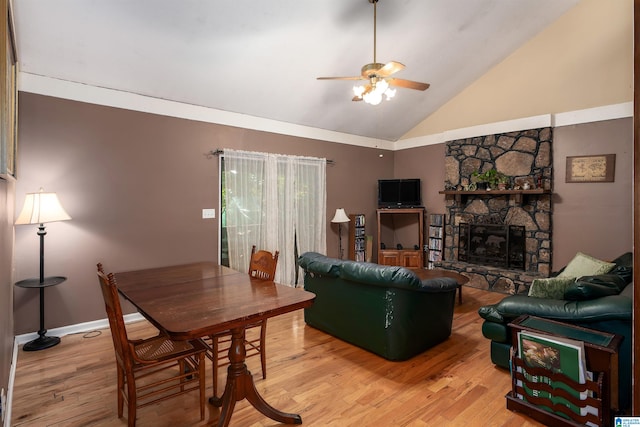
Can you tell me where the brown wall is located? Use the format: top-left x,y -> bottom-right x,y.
552,119 -> 633,266
394,144 -> 448,216
0,178 -> 15,395
394,118 -> 633,270
384,144 -> 446,254
13,93 -> 394,334
12,93 -> 633,335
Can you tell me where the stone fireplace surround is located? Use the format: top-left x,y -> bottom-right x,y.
437,127 -> 553,294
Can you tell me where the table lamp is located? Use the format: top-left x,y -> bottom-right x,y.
15,188 -> 71,351
331,208 -> 350,259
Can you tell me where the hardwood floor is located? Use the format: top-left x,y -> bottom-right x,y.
11,287 -> 543,426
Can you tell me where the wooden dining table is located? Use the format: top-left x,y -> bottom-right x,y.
114,261 -> 316,426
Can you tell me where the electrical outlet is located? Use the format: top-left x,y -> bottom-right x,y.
202,209 -> 215,219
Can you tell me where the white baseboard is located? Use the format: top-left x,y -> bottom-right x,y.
4,340 -> 17,427
6,312 -> 145,426
14,312 -> 145,345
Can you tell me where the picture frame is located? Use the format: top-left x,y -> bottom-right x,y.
1,0 -> 17,179
565,154 -> 615,183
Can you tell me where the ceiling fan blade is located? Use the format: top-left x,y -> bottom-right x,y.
352,96 -> 363,102
376,61 -> 405,78
317,76 -> 363,81
388,78 -> 430,91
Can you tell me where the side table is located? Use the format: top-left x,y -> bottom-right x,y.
15,276 -> 66,351
413,268 -> 469,304
506,315 -> 622,426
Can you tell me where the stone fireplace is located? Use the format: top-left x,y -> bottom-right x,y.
437,127 -> 553,294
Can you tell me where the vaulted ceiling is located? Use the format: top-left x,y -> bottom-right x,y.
13,0 -> 579,141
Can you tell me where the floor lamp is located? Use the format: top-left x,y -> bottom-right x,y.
331,208 -> 350,260
15,189 -> 71,351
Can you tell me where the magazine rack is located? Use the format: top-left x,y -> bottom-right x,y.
506,315 -> 622,427
509,353 -> 604,426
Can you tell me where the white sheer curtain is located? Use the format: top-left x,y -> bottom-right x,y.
223,149 -> 326,286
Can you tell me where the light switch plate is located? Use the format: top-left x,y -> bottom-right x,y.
202,209 -> 216,219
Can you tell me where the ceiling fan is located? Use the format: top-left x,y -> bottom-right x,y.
317,0 -> 430,105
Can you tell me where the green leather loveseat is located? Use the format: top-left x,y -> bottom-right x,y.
478,252 -> 633,409
298,252 -> 459,361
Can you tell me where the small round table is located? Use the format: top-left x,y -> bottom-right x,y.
413,269 -> 469,304
15,276 -> 66,351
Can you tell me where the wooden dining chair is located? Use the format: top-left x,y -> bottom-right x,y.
96,264 -> 207,427
208,245 -> 279,397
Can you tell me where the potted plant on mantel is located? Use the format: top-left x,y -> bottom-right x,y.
496,173 -> 509,190
472,169 -> 509,190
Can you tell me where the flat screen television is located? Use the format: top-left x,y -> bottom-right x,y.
378,179 -> 422,208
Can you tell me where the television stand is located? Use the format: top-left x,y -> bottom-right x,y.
377,208 -> 424,268
378,205 -> 424,209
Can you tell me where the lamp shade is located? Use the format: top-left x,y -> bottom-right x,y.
15,189 -> 72,225
331,208 -> 350,224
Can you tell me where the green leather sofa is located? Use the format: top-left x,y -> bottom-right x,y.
477,252 -> 633,409
298,252 -> 459,361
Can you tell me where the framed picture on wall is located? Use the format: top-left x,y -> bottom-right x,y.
1,1 -> 17,179
565,154 -> 615,183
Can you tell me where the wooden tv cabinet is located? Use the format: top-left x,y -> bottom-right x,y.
377,207 -> 424,268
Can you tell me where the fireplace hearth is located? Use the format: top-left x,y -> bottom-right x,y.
458,222 -> 525,270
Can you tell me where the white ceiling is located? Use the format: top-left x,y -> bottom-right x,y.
13,0 -> 579,141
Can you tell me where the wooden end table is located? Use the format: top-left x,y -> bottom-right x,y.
506,315 -> 622,426
413,269 -> 469,304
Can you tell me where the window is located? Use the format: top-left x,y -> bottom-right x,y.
220,149 -> 326,286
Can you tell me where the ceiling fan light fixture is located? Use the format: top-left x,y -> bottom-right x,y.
375,78 -> 388,92
318,0 -> 430,105
363,90 -> 383,105
385,87 -> 396,100
358,78 -> 395,105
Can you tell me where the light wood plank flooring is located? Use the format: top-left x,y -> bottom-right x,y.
11,287 -> 543,426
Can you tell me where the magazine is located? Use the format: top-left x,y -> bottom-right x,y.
515,330 -> 598,425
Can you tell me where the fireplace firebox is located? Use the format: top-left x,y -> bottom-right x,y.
458,223 -> 526,270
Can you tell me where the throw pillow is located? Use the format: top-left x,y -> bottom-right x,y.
557,252 -> 615,279
528,277 -> 576,299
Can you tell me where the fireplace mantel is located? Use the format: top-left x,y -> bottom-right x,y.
439,189 -> 552,204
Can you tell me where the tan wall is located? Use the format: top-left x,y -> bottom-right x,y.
403,0 -> 633,138
395,118 -> 633,270
13,93 -> 394,334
